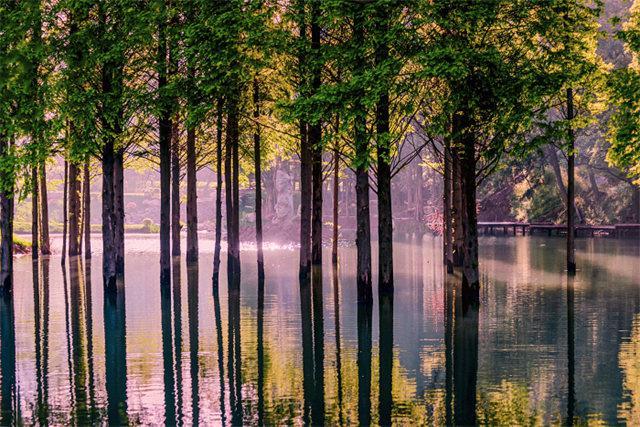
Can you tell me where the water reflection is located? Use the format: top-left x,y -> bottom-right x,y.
1,236 -> 638,424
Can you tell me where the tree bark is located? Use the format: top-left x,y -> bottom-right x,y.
225,96 -> 241,285
32,166 -> 39,260
376,7 -> 393,295
62,160 -> 68,266
83,160 -> 91,259
566,87 -> 576,275
253,80 -> 265,281
452,145 -> 464,267
101,140 -> 117,290
171,120 -> 181,257
68,162 -> 81,256
158,12 -> 171,286
186,127 -> 198,264
310,2 -> 323,267
353,6 -> 372,305
633,185 -> 640,223
114,149 -> 125,276
213,99 -> 224,287
332,144 -> 339,264
39,161 -> 51,255
0,138 -> 13,293
443,137 -> 453,274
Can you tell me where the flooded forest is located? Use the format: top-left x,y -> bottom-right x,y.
0,0 -> 640,425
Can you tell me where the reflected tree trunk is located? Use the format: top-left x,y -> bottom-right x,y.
160,282 -> 176,423
187,263 -> 200,424
172,259 -> 184,422
312,267 -> 325,424
104,286 -> 127,425
332,265 -> 344,424
357,301 -> 372,426
257,265 -> 265,426
300,276 -> 314,425
567,276 -> 575,425
453,287 -> 479,426
212,279 -> 226,425
0,294 -> 16,425
228,286 -> 242,425
379,293 -> 394,426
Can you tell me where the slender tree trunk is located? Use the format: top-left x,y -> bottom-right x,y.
114,149 -> 124,276
83,160 -> 91,259
332,144 -> 339,264
443,137 -> 453,274
354,6 -> 372,304
186,127 -> 198,264
632,185 -> 640,223
158,14 -> 171,286
68,162 -> 80,256
566,88 -> 576,274
452,144 -> 464,267
213,99 -> 224,286
101,140 -> 117,290
376,8 -> 393,294
171,121 -> 181,256
310,2 -> 323,267
457,112 -> 479,303
62,160 -> 68,266
0,138 -> 13,292
32,166 -> 39,260
39,161 -> 51,255
231,100 -> 241,284
253,80 -> 265,281
225,96 -> 241,285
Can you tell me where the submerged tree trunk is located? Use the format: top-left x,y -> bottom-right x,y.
566,88 -> 576,275
376,7 -> 393,295
114,149 -> 125,276
186,127 -> 198,264
158,14 -> 171,286
354,6 -> 372,305
310,2 -> 323,268
171,121 -> 181,257
62,160 -> 68,266
83,160 -> 91,259
39,161 -> 51,255
68,162 -> 81,256
443,137 -> 453,274
332,144 -> 339,264
0,138 -> 14,292
457,112 -> 479,303
32,166 -> 39,260
213,99 -> 224,286
253,80 -> 265,281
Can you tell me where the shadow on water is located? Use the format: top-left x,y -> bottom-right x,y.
104,269 -> 128,425
0,290 -> 17,424
445,277 -> 479,426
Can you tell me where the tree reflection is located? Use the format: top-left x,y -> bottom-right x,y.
228,268 -> 242,425
379,290 -> 394,426
212,271 -> 227,425
567,275 -> 575,426
187,262 -> 200,424
358,300 -> 372,426
332,264 -> 344,424
0,291 -> 16,425
257,269 -> 265,426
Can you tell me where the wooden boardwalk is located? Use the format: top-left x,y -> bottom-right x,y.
478,222 -> 640,238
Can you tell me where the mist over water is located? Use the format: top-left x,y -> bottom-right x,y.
2,236 -> 639,424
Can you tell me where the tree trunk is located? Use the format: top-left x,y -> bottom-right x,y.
310,2 -> 323,267
443,137 -> 453,274
225,96 -> 241,284
186,127 -> 198,264
68,162 -> 80,256
102,140 -> 117,291
332,144 -> 339,264
39,161 -> 51,255
457,112 -> 479,303
62,160 -> 68,266
253,80 -> 265,281
213,99 -> 224,287
452,146 -> 464,267
566,88 -> 576,275
158,14 -> 171,286
83,160 -> 91,259
114,149 -> 125,276
171,120 -> 181,257
0,138 -> 13,292
633,185 -> 640,223
32,166 -> 39,260
376,8 -> 393,295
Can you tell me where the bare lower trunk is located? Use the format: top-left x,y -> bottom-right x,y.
566,88 -> 576,275
171,121 -> 181,257
83,160 -> 91,259
225,96 -> 241,284
332,145 -> 339,264
102,141 -> 117,291
62,160 -> 68,266
213,100 -> 223,286
0,139 -> 13,292
443,137 -> 453,274
299,119 -> 312,279
68,162 -> 80,256
452,151 -> 464,267
253,81 -> 265,281
186,127 -> 198,264
39,162 -> 51,255
310,3 -> 323,267
158,15 -> 171,286
32,166 -> 39,259
114,150 -> 125,277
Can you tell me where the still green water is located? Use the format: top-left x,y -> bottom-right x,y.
1,235 -> 639,425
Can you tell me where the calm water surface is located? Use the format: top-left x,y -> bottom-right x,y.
1,235 -> 639,425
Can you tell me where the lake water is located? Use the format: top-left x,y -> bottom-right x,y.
1,235 -> 639,425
